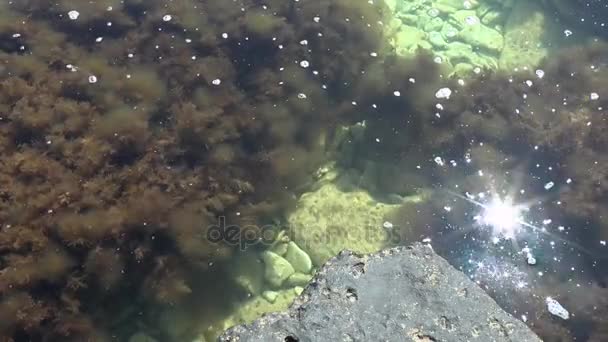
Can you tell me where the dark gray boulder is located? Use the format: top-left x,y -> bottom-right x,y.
219,243 -> 541,342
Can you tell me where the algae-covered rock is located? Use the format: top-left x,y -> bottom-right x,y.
288,182 -> 400,266
285,273 -> 313,287
429,31 -> 448,47
449,10 -> 478,29
458,23 -> 504,52
270,241 -> 288,256
217,289 -> 298,333
261,290 -> 279,303
499,1 -> 550,71
424,17 -> 444,32
481,8 -> 504,27
435,0 -> 476,12
261,251 -> 295,288
392,25 -> 429,55
440,22 -> 460,40
284,241 -> 312,274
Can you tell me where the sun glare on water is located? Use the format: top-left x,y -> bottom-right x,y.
477,196 -> 526,239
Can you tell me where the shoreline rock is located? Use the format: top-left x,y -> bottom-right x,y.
219,243 -> 542,342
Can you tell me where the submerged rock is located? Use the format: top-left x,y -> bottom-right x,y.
285,272 -> 313,287
499,1 -> 551,71
288,182 -> 400,266
219,244 -> 542,342
284,241 -> 312,274
458,23 -> 504,52
392,25 -> 430,54
262,290 -> 279,303
262,251 -> 295,288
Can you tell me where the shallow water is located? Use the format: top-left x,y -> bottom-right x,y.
0,0 -> 606,341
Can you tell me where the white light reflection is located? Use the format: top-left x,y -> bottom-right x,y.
453,190 -> 537,241
477,196 -> 526,239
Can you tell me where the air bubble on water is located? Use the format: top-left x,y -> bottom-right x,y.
434,156 -> 445,166
163,14 -> 172,22
590,92 -> 599,100
535,69 -> 545,78
88,75 -> 98,83
564,29 -> 573,37
68,10 -> 80,20
544,181 -> 555,190
300,60 -> 309,68
526,253 -> 537,266
435,87 -> 452,99
297,93 -> 307,99
212,78 -> 221,85
393,90 -> 401,97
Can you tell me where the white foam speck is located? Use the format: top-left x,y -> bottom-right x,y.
535,69 -> 545,78
435,87 -> 452,99
68,10 -> 80,20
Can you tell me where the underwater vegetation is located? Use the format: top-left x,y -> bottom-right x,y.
0,0 -> 606,341
0,0 -> 408,340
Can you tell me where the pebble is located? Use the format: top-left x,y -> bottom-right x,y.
546,297 -> 569,320
285,242 -> 313,274
262,290 -> 279,303
262,251 -> 295,288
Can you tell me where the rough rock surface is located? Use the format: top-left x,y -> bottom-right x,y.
287,182 -> 398,266
499,1 -> 550,71
219,244 -> 542,342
